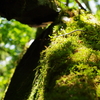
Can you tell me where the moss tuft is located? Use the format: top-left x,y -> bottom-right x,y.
29,10 -> 100,100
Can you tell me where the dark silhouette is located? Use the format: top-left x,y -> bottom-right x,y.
0,0 -> 58,27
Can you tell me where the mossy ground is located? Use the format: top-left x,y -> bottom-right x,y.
29,10 -> 100,100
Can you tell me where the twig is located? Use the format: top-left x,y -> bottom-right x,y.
55,29 -> 85,38
75,0 -> 86,11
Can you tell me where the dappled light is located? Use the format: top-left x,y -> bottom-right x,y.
0,17 -> 36,99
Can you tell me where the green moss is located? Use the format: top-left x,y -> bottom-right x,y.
29,11 -> 100,100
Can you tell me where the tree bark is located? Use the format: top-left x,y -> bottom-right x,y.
0,0 -> 58,99
4,23 -> 54,100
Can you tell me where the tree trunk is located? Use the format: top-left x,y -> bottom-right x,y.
0,0 -> 58,99
4,23 -> 54,100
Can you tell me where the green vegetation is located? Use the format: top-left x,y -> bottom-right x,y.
29,11 -> 100,100
0,18 -> 36,99
1,0 -> 100,99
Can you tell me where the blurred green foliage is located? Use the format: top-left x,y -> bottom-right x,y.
0,17 -> 36,99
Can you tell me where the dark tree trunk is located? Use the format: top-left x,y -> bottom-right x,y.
66,0 -> 69,6
4,23 -> 54,100
0,0 -> 58,99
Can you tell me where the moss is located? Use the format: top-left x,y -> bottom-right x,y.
29,10 -> 100,100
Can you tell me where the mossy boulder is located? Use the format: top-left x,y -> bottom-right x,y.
29,10 -> 100,100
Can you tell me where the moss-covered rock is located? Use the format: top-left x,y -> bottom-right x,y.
29,10 -> 100,100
